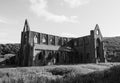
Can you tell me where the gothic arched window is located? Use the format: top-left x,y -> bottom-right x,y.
34,35 -> 38,44
63,38 -> 67,45
50,36 -> 55,45
42,34 -> 48,44
96,30 -> 99,35
58,38 -> 62,45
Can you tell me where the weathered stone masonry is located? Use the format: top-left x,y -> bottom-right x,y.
18,20 -> 105,66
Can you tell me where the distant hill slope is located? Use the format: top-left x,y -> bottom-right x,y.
103,37 -> 120,51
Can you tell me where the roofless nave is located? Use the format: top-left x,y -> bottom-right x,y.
17,20 -> 106,66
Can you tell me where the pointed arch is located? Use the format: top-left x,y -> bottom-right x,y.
23,19 -> 30,32
94,24 -> 103,38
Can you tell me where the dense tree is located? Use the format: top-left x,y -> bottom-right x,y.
0,43 -> 20,55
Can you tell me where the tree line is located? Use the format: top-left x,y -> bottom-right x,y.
0,43 -> 20,56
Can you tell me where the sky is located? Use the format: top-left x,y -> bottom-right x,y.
0,0 -> 120,43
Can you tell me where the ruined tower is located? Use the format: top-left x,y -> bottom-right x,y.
19,19 -> 33,66
90,24 -> 104,63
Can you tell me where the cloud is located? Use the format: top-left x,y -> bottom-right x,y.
0,19 -> 8,24
30,0 -> 79,23
64,0 -> 90,8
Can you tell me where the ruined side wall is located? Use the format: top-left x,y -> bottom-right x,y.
28,31 -> 73,46
22,31 -> 73,66
70,35 -> 92,63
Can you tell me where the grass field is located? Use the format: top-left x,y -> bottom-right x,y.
0,63 -> 120,83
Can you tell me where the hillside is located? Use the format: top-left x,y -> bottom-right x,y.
0,63 -> 120,83
0,44 -> 20,66
103,37 -> 120,51
103,37 -> 120,62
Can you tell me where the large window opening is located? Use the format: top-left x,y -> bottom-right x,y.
96,38 -> 101,62
34,35 -> 38,44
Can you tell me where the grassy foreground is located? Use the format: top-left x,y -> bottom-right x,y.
0,63 -> 120,83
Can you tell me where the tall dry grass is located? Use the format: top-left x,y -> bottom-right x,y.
0,64 -> 120,83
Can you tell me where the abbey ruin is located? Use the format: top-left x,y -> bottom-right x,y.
18,20 -> 106,66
